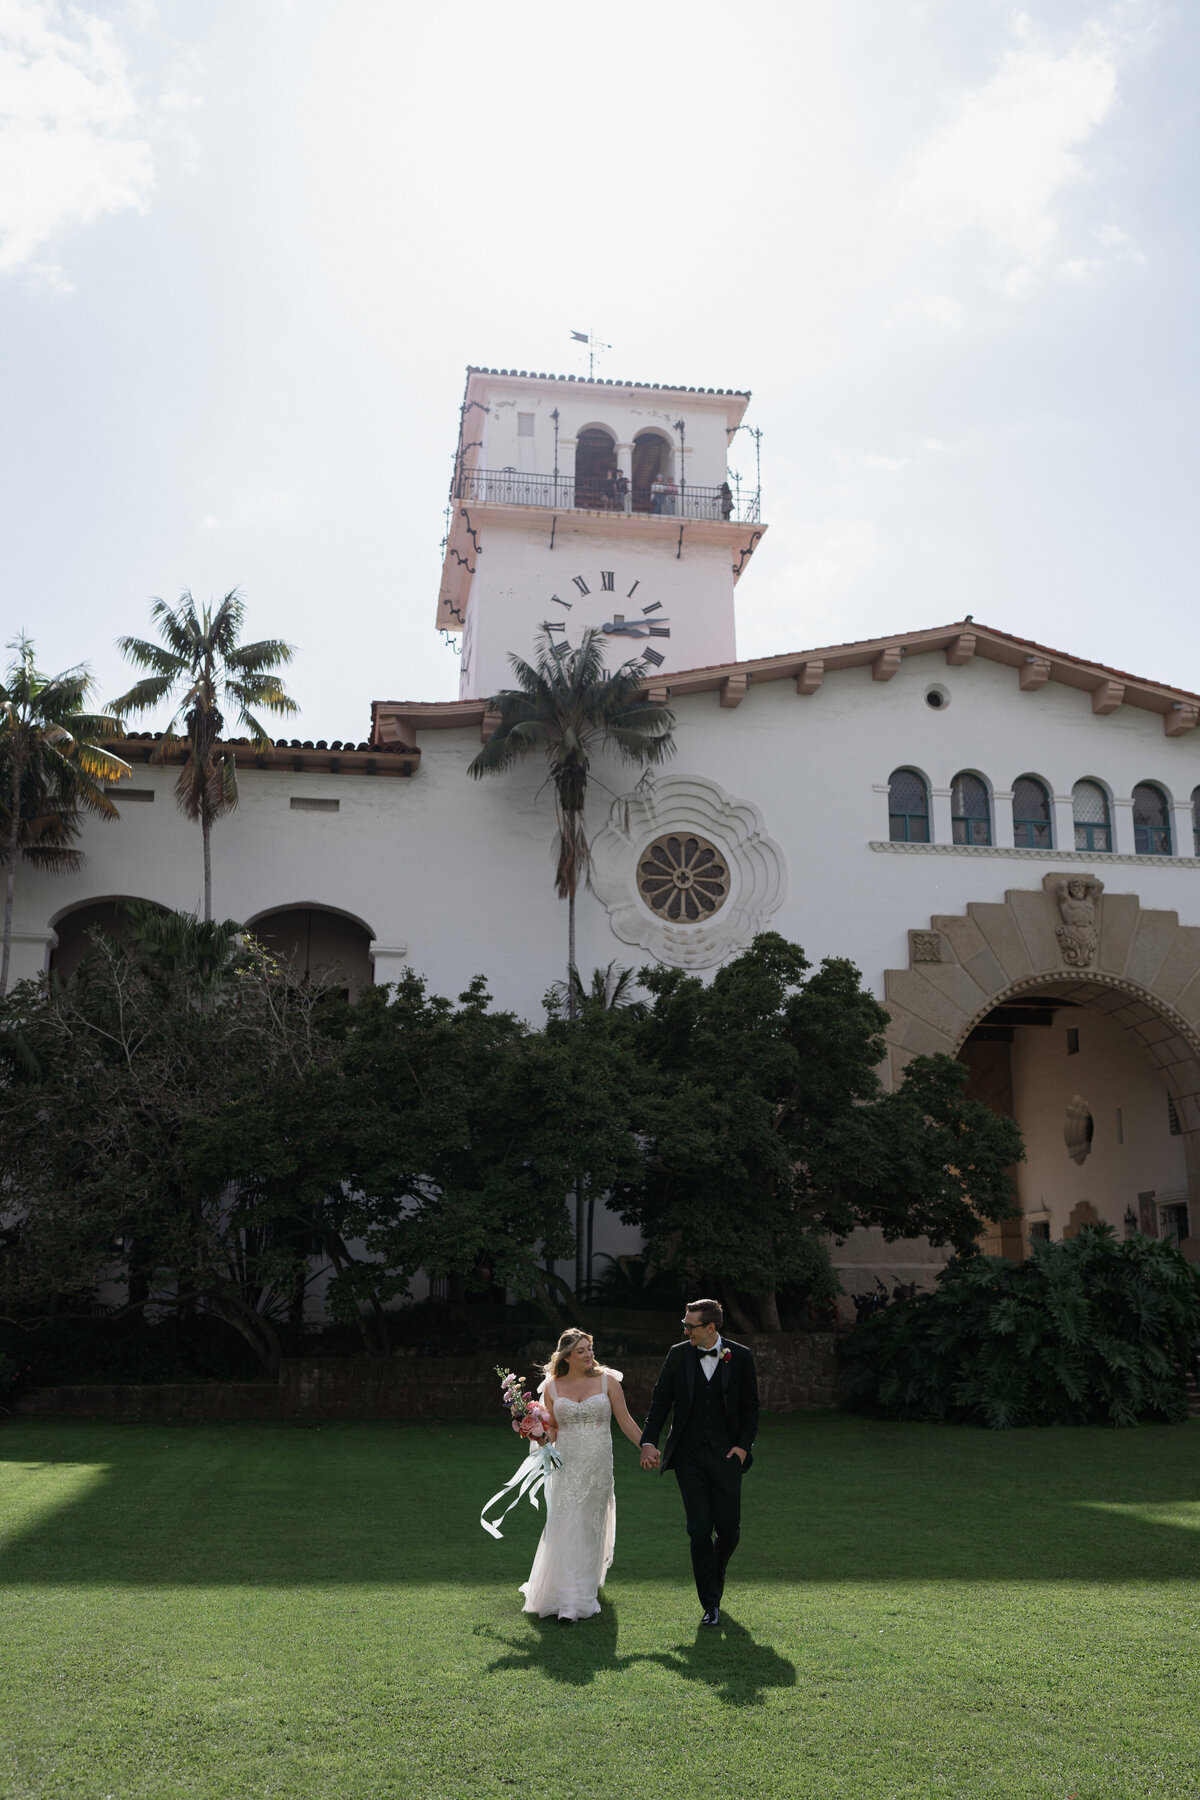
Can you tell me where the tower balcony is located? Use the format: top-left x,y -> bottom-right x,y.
453,466 -> 761,524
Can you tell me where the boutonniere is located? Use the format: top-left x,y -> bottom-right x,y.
721,1348 -> 733,1364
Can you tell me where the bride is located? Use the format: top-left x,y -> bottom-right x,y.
520,1327 -> 647,1622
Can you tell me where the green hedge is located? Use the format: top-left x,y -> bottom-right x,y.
840,1226 -> 1200,1428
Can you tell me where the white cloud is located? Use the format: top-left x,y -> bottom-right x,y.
0,0 -> 154,281
739,517 -> 886,658
897,13 -> 1121,281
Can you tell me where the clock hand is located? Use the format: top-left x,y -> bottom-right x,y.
602,618 -> 671,638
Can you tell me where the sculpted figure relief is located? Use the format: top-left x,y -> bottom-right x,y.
1054,876 -> 1103,968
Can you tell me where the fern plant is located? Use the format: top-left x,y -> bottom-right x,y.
840,1225 -> 1200,1428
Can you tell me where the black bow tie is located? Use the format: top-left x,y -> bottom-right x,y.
698,1347 -> 720,1359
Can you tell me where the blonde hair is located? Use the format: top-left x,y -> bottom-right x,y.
543,1328 -> 605,1381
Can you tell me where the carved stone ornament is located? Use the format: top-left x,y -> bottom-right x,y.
1053,874 -> 1103,968
590,773 -> 785,970
911,932 -> 942,964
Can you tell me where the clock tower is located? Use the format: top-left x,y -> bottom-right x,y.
437,367 -> 766,699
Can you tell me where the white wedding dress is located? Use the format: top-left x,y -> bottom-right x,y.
520,1370 -> 618,1621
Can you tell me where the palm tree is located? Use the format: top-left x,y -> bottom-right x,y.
469,626 -> 674,1297
0,636 -> 129,998
470,626 -> 674,1009
112,591 -> 298,921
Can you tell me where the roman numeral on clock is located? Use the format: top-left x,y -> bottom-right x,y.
642,648 -> 666,667
549,594 -> 571,610
601,571 -> 615,591
572,576 -> 590,596
641,602 -> 663,615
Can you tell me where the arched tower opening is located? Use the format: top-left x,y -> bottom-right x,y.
573,426 -> 617,510
49,897 -> 168,983
247,905 -> 374,998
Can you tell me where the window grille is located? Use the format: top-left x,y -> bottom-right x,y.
106,786 -> 154,802
1072,781 -> 1111,852
290,797 -> 340,813
1132,783 -> 1171,855
517,413 -> 534,437
951,773 -> 991,846
1169,1095 -> 1182,1136
887,768 -> 930,843
1012,776 -> 1051,848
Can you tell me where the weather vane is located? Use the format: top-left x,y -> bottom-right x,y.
570,328 -> 611,380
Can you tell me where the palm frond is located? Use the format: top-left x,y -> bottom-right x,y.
223,637 -> 295,674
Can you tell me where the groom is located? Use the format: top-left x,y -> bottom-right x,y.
639,1298 -> 759,1627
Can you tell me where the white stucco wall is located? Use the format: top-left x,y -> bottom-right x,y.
460,516 -> 739,707
14,643 -> 1200,1032
474,376 -> 739,492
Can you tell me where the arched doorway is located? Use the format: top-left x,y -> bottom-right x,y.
247,905 -> 374,998
573,427 -> 617,510
883,872 -> 1200,1266
958,979 -> 1191,1256
48,897 -> 167,983
632,430 -> 673,513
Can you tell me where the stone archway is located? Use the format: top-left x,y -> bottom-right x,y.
884,872 -> 1200,1217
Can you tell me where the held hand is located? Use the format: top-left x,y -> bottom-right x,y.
726,1446 -> 748,1464
640,1445 -> 660,1470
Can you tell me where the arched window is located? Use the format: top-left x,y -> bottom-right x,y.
1191,787 -> 1200,856
888,769 -> 930,843
632,430 -> 674,514
1012,776 -> 1052,849
1072,781 -> 1111,852
951,772 -> 991,846
574,427 -> 617,510
1133,782 -> 1171,856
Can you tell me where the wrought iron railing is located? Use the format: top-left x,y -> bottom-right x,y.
453,466 -> 761,523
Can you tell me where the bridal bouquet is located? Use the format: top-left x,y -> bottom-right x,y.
480,1367 -> 562,1539
497,1367 -> 554,1442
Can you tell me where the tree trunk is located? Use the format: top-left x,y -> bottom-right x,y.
719,1279 -> 755,1337
202,811 -> 212,923
574,1177 -> 586,1300
586,1195 -> 595,1304
0,761 -> 22,998
756,1289 -> 782,1334
567,886 -> 577,1022
206,1287 -> 282,1379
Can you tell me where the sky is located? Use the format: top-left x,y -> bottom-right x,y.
2,0 -> 1198,740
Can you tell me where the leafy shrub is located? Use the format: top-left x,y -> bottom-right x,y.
840,1226 -> 1200,1428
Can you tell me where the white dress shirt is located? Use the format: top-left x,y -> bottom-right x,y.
698,1334 -> 723,1381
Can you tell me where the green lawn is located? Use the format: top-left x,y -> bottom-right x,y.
1,1414 -> 1199,1798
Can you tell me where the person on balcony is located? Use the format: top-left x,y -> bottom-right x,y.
650,473 -> 666,514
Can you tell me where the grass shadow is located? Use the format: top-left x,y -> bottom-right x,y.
478,1602 -> 795,1706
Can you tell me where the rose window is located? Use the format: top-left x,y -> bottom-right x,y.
637,833 -> 730,921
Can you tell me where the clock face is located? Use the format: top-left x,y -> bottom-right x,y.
543,569 -> 671,668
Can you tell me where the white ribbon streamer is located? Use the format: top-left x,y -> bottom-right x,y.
480,1442 -> 562,1539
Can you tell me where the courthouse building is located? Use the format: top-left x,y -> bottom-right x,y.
14,365 -> 1200,1295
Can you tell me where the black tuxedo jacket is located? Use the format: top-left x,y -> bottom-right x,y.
641,1339 -> 760,1472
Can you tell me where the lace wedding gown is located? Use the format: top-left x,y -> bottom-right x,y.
520,1371 -> 618,1621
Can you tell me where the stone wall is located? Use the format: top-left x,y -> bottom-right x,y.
15,1332 -> 843,1422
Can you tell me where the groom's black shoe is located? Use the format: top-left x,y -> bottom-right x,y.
700,1606 -> 720,1627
